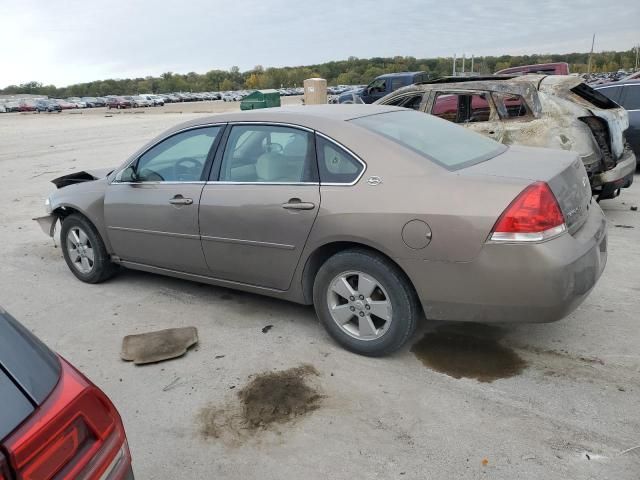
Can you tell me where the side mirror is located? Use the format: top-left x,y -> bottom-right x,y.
120,165 -> 139,183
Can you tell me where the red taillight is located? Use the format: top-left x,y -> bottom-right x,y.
490,181 -> 566,242
3,358 -> 131,480
0,452 -> 12,480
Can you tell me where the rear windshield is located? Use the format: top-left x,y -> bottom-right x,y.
350,110 -> 506,170
571,83 -> 619,109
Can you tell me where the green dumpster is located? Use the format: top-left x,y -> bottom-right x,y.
240,89 -> 281,110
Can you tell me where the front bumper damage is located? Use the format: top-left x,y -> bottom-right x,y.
34,215 -> 58,237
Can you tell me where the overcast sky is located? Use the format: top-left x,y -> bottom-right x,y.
1,0 -> 638,88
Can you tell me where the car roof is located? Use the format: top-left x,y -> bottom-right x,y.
122,105 -> 408,166
173,104 -> 402,129
376,71 -> 425,79
419,75 -> 516,84
593,79 -> 640,88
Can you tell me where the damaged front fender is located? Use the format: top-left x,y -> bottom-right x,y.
51,168 -> 114,189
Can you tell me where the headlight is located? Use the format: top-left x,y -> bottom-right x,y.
45,196 -> 52,214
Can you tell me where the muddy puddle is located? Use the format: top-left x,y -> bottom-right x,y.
198,364 -> 323,443
411,324 -> 527,382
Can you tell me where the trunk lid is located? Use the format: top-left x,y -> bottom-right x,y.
461,145 -> 593,233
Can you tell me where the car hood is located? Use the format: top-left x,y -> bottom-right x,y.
51,168 -> 114,188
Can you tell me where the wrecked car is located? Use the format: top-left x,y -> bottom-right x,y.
593,79 -> 640,162
36,105 -> 607,356
377,75 -> 636,200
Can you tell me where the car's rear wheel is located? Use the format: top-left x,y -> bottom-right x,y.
313,249 -> 420,356
60,214 -> 118,283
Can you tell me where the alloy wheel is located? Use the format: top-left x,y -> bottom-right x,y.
326,271 -> 393,341
66,227 -> 95,274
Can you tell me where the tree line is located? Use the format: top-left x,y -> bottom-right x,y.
2,49 -> 638,98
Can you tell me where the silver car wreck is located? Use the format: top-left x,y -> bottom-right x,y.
378,75 -> 636,200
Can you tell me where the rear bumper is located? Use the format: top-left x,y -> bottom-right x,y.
592,148 -> 636,194
399,201 -> 608,323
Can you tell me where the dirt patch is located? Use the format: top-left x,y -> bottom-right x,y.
198,364 -> 323,443
411,324 -> 527,382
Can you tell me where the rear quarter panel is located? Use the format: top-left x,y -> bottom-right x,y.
497,93 -> 601,171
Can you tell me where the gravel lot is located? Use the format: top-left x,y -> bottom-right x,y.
1,102 -> 639,479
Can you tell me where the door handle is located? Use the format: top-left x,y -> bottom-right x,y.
169,195 -> 193,205
282,198 -> 315,210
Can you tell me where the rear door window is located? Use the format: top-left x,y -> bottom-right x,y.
596,85 -> 623,104
382,93 -> 424,110
432,92 -> 491,123
492,93 -> 531,118
620,85 -> 640,110
570,83 -> 619,109
219,125 -> 316,183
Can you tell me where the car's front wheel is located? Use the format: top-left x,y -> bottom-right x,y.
60,214 -> 118,283
313,249 -> 420,356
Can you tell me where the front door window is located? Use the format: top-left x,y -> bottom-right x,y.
133,126 -> 221,182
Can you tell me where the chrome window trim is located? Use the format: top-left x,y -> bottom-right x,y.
226,121 -> 314,133
315,132 -> 367,186
110,123 -> 226,184
112,181 -> 207,185
206,181 -> 319,186
594,84 -> 639,90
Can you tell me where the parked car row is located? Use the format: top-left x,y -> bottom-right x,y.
0,87 -> 307,113
583,70 -> 640,85
277,87 -> 304,96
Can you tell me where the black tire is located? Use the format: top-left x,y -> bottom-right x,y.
313,249 -> 420,356
60,214 -> 118,283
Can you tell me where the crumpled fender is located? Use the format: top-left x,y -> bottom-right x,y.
51,168 -> 114,188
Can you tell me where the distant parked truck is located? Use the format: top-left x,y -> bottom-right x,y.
338,71 -> 430,104
495,62 -> 570,76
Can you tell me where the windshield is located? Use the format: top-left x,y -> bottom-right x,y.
350,110 -> 506,170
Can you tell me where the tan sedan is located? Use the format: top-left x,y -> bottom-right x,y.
36,105 -> 607,356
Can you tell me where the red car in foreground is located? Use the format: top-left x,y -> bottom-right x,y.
0,307 -> 133,479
